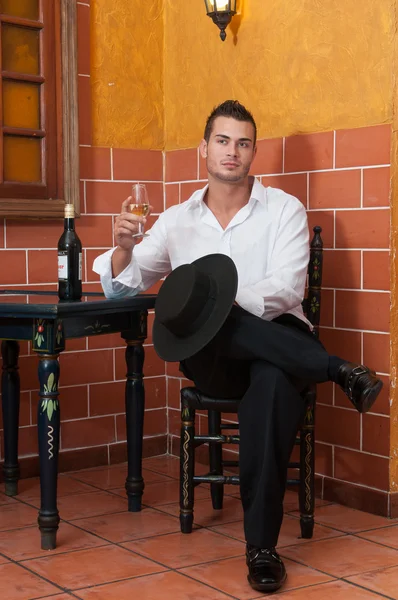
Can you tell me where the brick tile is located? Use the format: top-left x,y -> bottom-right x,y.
18,425 -> 38,456
317,380 -> 334,405
165,148 -> 197,182
77,3 -> 90,75
28,250 -> 57,284
285,131 -> 334,173
90,376 -> 165,416
166,361 -> 183,377
363,251 -> 390,290
362,413 -> 390,456
262,173 -> 307,206
0,390 -> 30,429
315,441 -> 333,477
167,377 -> 181,410
334,446 -> 389,490
112,149 -> 163,182
363,332 -> 390,374
307,210 -> 334,248
87,332 -> 125,350
309,170 -> 361,209
80,147 -> 111,180
0,250 -> 26,284
59,349 -> 114,386
64,338 -> 87,352
335,290 -> 390,332
322,250 -> 361,289
144,182 -> 164,214
6,220 -> 60,248
180,181 -> 206,202
250,137 -> 283,175
199,153 -> 207,179
336,124 -> 391,168
363,166 -> 390,207
335,209 -> 389,249
78,75 -> 92,146
168,407 -> 180,436
115,345 -> 165,380
116,407 -> 167,440
61,416 -> 115,449
165,183 -> 179,208
59,385 -> 88,421
78,215 -> 113,248
319,328 -> 361,363
319,289 -> 334,327
85,248 -> 105,282
0,220 -> 4,248
317,404 -> 360,449
85,181 -> 131,215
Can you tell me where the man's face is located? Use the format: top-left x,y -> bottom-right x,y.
200,116 -> 257,183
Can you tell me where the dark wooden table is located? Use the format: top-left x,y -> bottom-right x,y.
0,290 -> 157,550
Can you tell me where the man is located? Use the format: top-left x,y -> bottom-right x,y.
93,100 -> 382,593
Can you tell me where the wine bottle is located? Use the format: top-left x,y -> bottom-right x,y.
57,204 -> 82,301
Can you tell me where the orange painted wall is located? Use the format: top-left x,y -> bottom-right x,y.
91,0 -> 394,151
91,0 -> 164,149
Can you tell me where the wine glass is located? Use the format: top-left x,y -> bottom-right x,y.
130,183 -> 149,238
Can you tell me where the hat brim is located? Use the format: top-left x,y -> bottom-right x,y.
152,254 -> 238,362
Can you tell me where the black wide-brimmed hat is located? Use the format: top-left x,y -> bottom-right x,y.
153,254 -> 238,362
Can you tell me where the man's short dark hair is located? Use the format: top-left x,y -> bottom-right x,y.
204,100 -> 257,144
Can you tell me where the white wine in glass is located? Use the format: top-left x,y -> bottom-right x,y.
130,183 -> 149,238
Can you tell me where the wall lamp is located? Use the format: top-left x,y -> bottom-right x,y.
204,0 -> 237,42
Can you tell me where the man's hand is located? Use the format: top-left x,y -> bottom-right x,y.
111,197 -> 153,278
114,196 -> 152,251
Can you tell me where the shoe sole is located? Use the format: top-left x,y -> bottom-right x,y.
359,378 -> 383,413
247,572 -> 287,593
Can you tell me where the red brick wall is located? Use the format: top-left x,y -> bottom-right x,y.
165,125 -> 391,504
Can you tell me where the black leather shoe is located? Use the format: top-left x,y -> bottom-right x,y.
337,362 -> 383,413
246,545 -> 287,593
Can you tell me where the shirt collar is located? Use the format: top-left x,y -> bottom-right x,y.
190,176 -> 266,213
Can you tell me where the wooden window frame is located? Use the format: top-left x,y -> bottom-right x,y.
0,0 -> 79,218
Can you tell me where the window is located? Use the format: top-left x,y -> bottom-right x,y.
0,0 -> 79,218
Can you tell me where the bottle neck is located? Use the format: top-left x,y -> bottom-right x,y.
64,217 -> 75,231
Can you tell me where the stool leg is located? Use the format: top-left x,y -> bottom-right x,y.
299,389 -> 315,539
180,396 -> 195,533
208,409 -> 224,510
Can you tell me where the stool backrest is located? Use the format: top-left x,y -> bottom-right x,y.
302,226 -> 323,338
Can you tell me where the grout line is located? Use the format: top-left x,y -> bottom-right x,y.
25,250 -> 29,284
360,168 -> 364,208
320,325 -> 390,335
322,286 -> 390,293
333,130 -> 336,168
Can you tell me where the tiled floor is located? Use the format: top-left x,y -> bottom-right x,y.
1,455 -> 398,599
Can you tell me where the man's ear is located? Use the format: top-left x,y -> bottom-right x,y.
199,139 -> 208,159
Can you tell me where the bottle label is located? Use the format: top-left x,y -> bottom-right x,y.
79,252 -> 83,281
58,252 -> 68,280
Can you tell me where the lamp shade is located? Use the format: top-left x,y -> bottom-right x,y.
204,0 -> 237,11
204,0 -> 237,41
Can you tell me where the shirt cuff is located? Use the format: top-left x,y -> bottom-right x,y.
235,287 -> 264,318
92,247 -> 143,298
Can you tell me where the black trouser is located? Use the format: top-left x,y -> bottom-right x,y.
180,306 -> 330,548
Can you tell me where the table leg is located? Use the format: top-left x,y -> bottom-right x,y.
36,353 -> 61,550
1,341 -> 20,496
124,340 -> 145,512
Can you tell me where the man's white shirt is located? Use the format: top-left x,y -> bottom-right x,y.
93,177 -> 311,326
